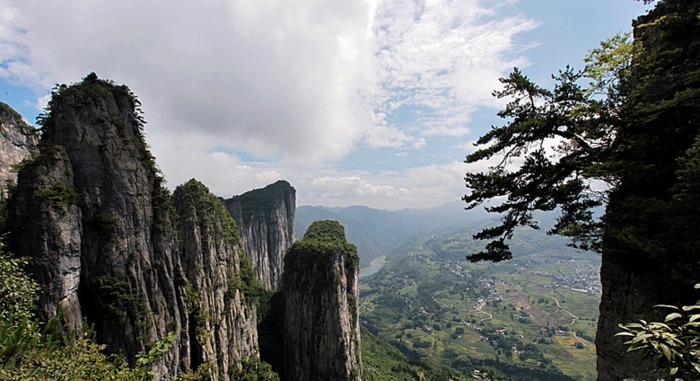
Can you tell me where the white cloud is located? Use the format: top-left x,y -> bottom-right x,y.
0,0 -> 537,208
301,160 -> 467,209
32,94 -> 49,111
454,139 -> 479,153
371,0 -> 537,140
422,125 -> 470,137
363,124 -> 416,148
1,0 -> 378,163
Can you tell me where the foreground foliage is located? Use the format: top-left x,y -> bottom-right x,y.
0,249 -> 157,380
463,0 -> 700,265
464,2 -> 700,376
0,247 -> 278,380
617,285 -> 700,381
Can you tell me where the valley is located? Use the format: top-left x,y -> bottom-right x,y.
358,226 -> 601,380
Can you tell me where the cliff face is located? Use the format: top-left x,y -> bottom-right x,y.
6,75 -> 263,379
224,181 -> 295,290
4,75 -> 361,380
595,2 -> 700,380
282,220 -> 361,381
9,75 -> 189,376
9,143 -> 83,332
173,179 -> 259,379
0,102 -> 38,197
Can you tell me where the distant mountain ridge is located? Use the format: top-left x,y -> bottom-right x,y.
296,201 -> 492,267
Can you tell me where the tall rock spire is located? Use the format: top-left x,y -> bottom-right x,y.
282,220 -> 362,381
9,74 -> 189,377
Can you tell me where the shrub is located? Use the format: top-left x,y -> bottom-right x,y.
617,284 -> 700,380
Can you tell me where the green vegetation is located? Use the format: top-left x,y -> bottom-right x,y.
0,101 -> 36,139
284,220 -> 358,275
463,0 -> 700,264
462,1 -> 700,376
36,73 -> 142,131
229,180 -> 292,222
617,285 -> 700,380
173,179 -> 261,304
0,102 -> 27,126
302,218 -> 347,243
229,357 -> 280,381
36,73 -> 162,184
361,326 -> 469,381
0,246 -> 177,380
184,279 -> 210,340
0,252 -> 39,329
34,183 -> 81,210
96,275 -> 146,323
20,141 -> 64,171
174,179 -> 242,246
83,211 -> 118,240
361,227 -> 596,380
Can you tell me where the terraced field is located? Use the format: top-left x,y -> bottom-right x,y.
360,227 -> 601,380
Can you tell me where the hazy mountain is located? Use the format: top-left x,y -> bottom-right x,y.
296,201 -> 495,268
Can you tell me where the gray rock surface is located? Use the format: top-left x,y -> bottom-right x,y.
174,179 -> 259,380
283,220 -> 361,381
224,180 -> 295,290
9,144 -> 83,332
0,102 -> 38,197
9,76 -> 191,377
4,76 -> 357,380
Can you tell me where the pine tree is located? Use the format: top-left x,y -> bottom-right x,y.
463,0 -> 700,378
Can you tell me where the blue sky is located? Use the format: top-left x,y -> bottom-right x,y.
0,0 -> 651,209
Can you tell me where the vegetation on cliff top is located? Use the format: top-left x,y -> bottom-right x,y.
173,179 -> 261,303
35,73 -> 162,187
228,180 -> 293,222
0,102 -> 35,132
284,219 -> 358,274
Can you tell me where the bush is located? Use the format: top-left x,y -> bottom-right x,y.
0,244 -> 176,380
617,284 -> 700,380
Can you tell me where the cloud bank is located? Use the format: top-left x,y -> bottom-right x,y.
0,0 -> 536,208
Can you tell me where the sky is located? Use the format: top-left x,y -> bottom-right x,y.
0,0 -> 652,210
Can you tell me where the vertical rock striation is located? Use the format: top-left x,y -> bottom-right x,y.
8,143 -> 83,332
3,75 -> 362,380
224,180 -> 295,290
4,75 -> 294,379
0,102 -> 38,197
283,220 -> 361,381
9,74 -> 189,377
173,179 -> 260,380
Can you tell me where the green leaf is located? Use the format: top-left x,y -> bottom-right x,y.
655,304 -> 682,311
659,343 -> 673,361
666,312 -> 684,322
631,333 -> 654,343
